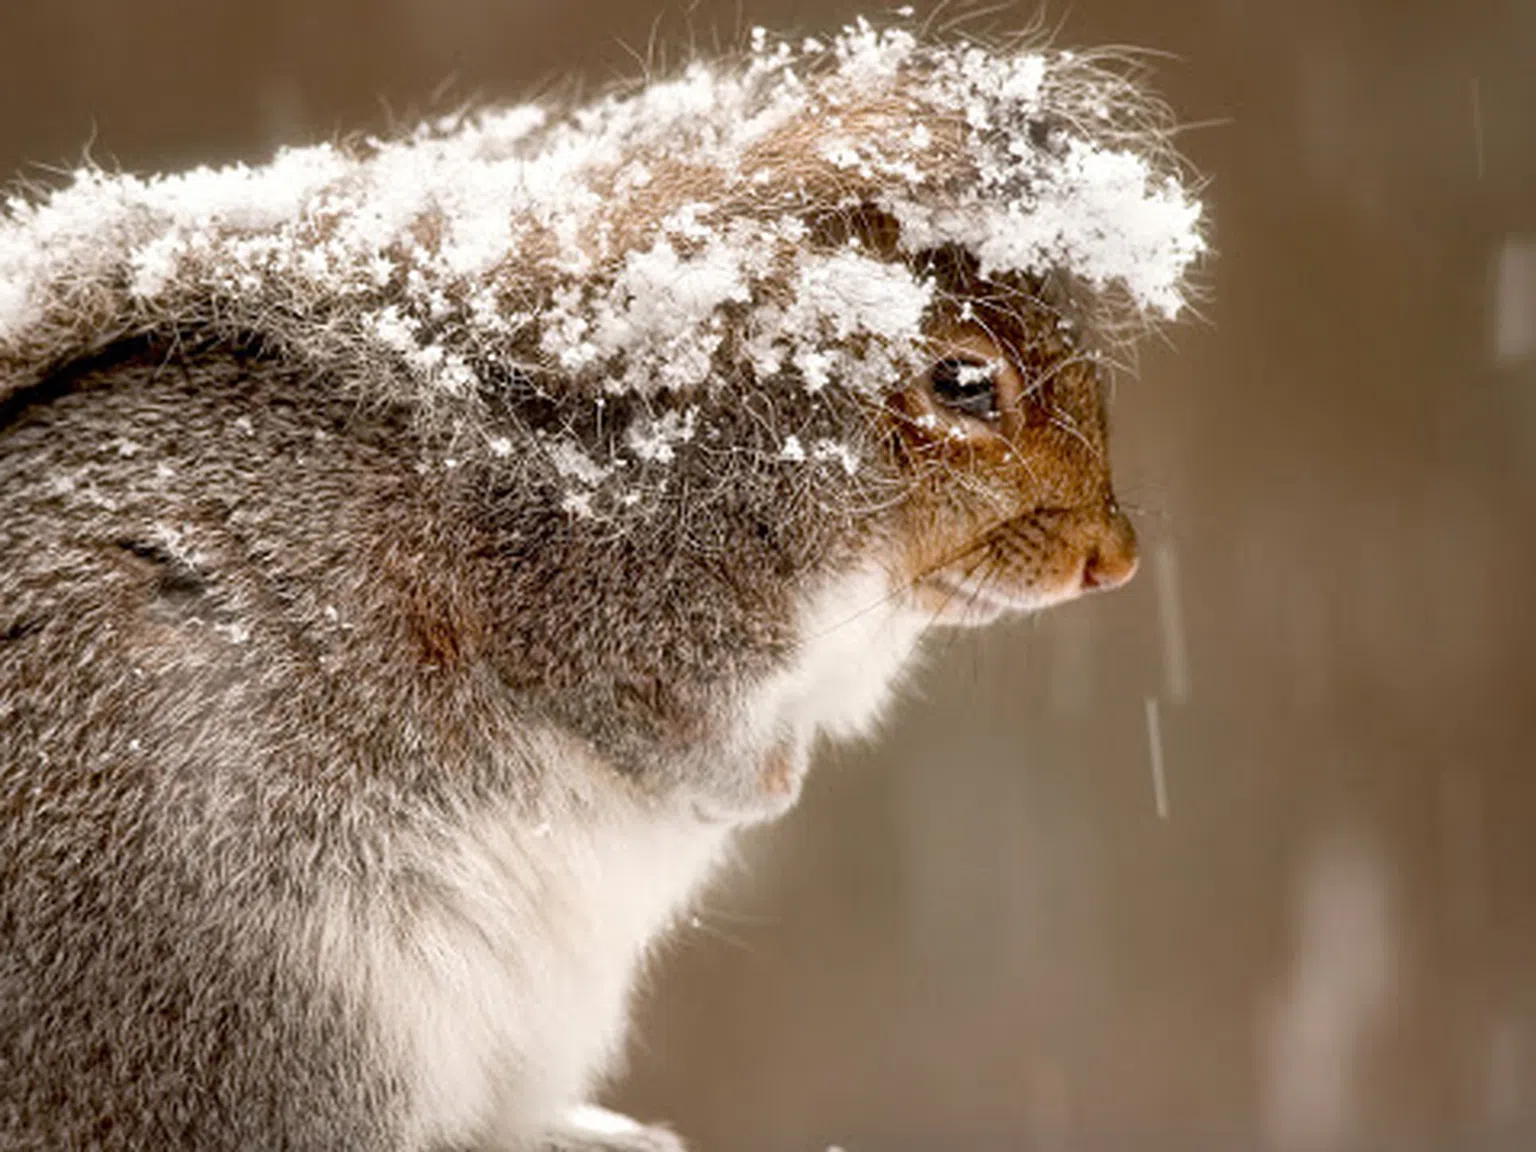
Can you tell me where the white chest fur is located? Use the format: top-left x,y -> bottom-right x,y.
311,780 -> 730,1149
731,565 -> 931,812
773,565 -> 931,743
308,568 -> 928,1147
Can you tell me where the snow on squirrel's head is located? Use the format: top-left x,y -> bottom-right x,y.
0,15 -> 1203,612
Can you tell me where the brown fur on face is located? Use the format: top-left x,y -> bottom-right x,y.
884,273 -> 1137,624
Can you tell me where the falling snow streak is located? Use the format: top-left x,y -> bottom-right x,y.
1492,238 -> 1536,368
1144,695 -> 1169,821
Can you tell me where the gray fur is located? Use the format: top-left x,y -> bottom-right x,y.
0,330 -> 833,1148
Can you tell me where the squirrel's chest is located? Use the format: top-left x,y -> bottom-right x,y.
315,796 -> 728,1147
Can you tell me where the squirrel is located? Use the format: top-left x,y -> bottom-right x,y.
0,16 -> 1203,1152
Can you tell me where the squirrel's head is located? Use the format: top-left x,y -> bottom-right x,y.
440,23 -> 1201,633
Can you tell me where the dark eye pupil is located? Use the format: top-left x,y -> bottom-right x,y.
929,357 -> 998,419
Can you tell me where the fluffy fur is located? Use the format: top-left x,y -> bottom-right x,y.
0,15 -> 1202,1151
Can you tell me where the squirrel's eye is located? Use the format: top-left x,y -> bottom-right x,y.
927,357 -> 1000,420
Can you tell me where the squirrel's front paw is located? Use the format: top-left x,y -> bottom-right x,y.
539,1104 -> 687,1152
682,732 -> 813,827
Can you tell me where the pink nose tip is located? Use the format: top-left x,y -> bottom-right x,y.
1080,509 -> 1139,592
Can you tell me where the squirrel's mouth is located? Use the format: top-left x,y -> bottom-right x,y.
915,546 -> 1132,626
915,570 -> 1083,626
910,501 -> 1141,627
917,572 -> 1017,624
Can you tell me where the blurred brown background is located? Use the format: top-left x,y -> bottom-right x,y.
3,1 -> 1533,1149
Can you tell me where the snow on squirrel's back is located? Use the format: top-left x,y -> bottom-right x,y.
0,16 -> 1204,441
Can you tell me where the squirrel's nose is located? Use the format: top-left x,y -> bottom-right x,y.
1080,506 -> 1139,592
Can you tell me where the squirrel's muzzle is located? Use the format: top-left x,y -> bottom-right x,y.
1079,505 -> 1139,592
